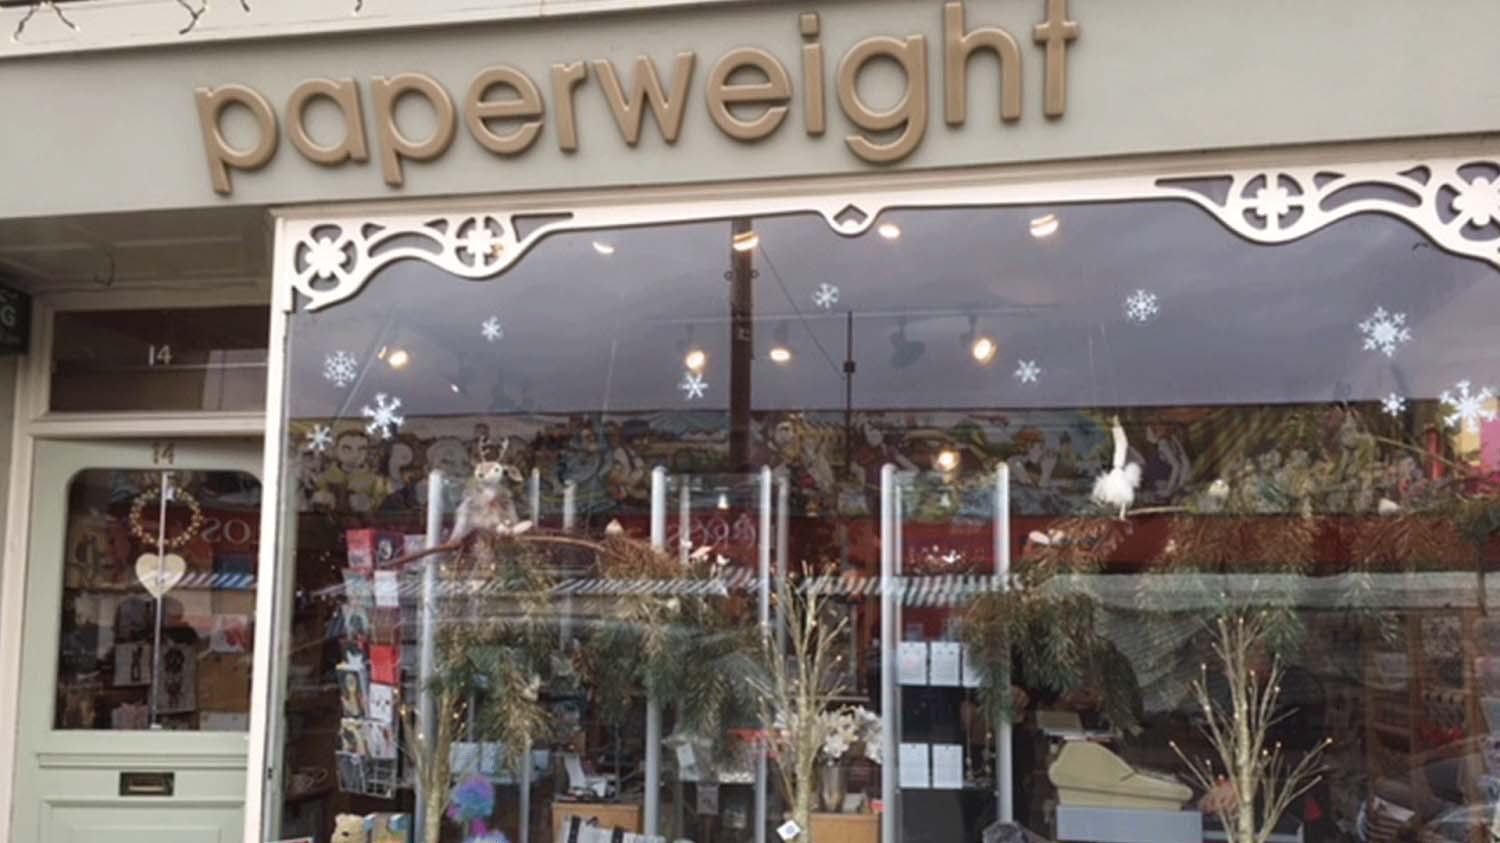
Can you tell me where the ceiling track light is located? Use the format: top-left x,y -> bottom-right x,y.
961,314 -> 997,365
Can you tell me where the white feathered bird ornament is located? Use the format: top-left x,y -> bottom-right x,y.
1091,415 -> 1141,519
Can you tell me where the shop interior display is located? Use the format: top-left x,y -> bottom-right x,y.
274,205 -> 1500,843
56,469 -> 258,734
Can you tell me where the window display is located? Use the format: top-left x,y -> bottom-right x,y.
270,198 -> 1500,843
57,468 -> 260,731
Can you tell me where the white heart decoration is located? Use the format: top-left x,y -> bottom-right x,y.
135,552 -> 187,599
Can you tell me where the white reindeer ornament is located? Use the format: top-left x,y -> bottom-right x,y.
449,437 -> 532,542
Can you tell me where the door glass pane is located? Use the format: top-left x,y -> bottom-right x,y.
50,307 -> 270,412
56,468 -> 260,731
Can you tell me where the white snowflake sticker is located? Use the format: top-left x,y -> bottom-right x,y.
1014,359 -> 1041,384
1380,392 -> 1406,417
1358,307 -> 1412,357
812,283 -> 840,310
361,393 -> 405,440
679,371 -> 707,400
1123,289 -> 1160,323
304,424 -> 334,453
481,316 -> 503,342
1439,380 -> 1497,433
323,350 -> 358,388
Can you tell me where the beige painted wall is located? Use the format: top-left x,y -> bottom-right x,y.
1,0 -> 1497,221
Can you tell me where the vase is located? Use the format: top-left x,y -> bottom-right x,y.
818,761 -> 847,813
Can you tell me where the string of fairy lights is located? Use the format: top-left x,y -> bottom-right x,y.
9,0 -> 365,42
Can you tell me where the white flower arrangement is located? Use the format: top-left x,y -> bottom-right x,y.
817,705 -> 882,764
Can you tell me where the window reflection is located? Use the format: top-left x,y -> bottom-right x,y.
57,469 -> 260,731
277,203 -> 1500,843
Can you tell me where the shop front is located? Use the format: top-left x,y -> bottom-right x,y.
1,3 -> 1500,843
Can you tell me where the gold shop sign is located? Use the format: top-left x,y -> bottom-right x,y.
195,1 -> 1079,194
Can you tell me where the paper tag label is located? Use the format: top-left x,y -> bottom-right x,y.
776,820 -> 801,841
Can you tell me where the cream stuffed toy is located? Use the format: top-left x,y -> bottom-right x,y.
331,813 -> 370,843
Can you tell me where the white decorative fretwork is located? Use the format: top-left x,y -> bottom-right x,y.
280,154 -> 1500,313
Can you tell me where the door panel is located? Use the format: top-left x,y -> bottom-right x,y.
13,439 -> 261,843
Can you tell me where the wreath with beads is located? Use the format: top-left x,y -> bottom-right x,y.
128,486 -> 205,551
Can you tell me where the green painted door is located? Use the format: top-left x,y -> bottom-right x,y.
12,439 -> 262,843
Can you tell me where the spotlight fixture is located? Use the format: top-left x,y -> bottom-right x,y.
449,383 -> 462,394
386,348 -> 411,369
731,230 -> 760,253
889,317 -> 926,369
1029,213 -> 1060,238
768,321 -> 793,364
592,241 -> 616,255
716,489 -> 731,510
684,348 -> 707,372
935,449 -> 960,472
961,315 -> 997,365
971,336 -> 998,364
877,222 -> 902,240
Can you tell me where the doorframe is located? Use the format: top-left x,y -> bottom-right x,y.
0,283 -> 271,837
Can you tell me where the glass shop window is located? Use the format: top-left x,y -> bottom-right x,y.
57,469 -> 260,730
50,306 -> 270,412
271,200 -> 1500,843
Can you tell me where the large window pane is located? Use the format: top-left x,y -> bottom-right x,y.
272,201 -> 1500,843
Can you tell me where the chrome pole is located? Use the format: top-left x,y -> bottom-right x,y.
645,467 -> 668,837
879,464 -> 898,843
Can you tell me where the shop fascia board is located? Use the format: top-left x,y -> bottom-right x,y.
0,0 -> 747,59
269,133 -> 1500,314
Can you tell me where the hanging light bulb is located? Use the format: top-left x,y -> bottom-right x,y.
386,348 -> 411,369
684,348 -> 707,372
732,230 -> 759,252
768,320 -> 793,364
935,449 -> 959,472
1029,213 -> 1060,238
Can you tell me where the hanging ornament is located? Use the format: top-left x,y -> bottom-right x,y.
128,485 -> 204,599
135,553 -> 187,599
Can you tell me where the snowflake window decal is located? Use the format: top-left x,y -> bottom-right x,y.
1014,359 -> 1041,384
1358,307 -> 1411,357
1439,380 -> 1497,433
1380,392 -> 1406,417
361,393 -> 405,440
1123,289 -> 1160,324
304,424 -> 334,453
812,283 -> 840,310
481,316 -> 504,343
679,371 -> 707,400
323,351 -> 358,388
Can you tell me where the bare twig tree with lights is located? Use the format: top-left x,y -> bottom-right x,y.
751,569 -> 850,843
1170,612 -> 1330,843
